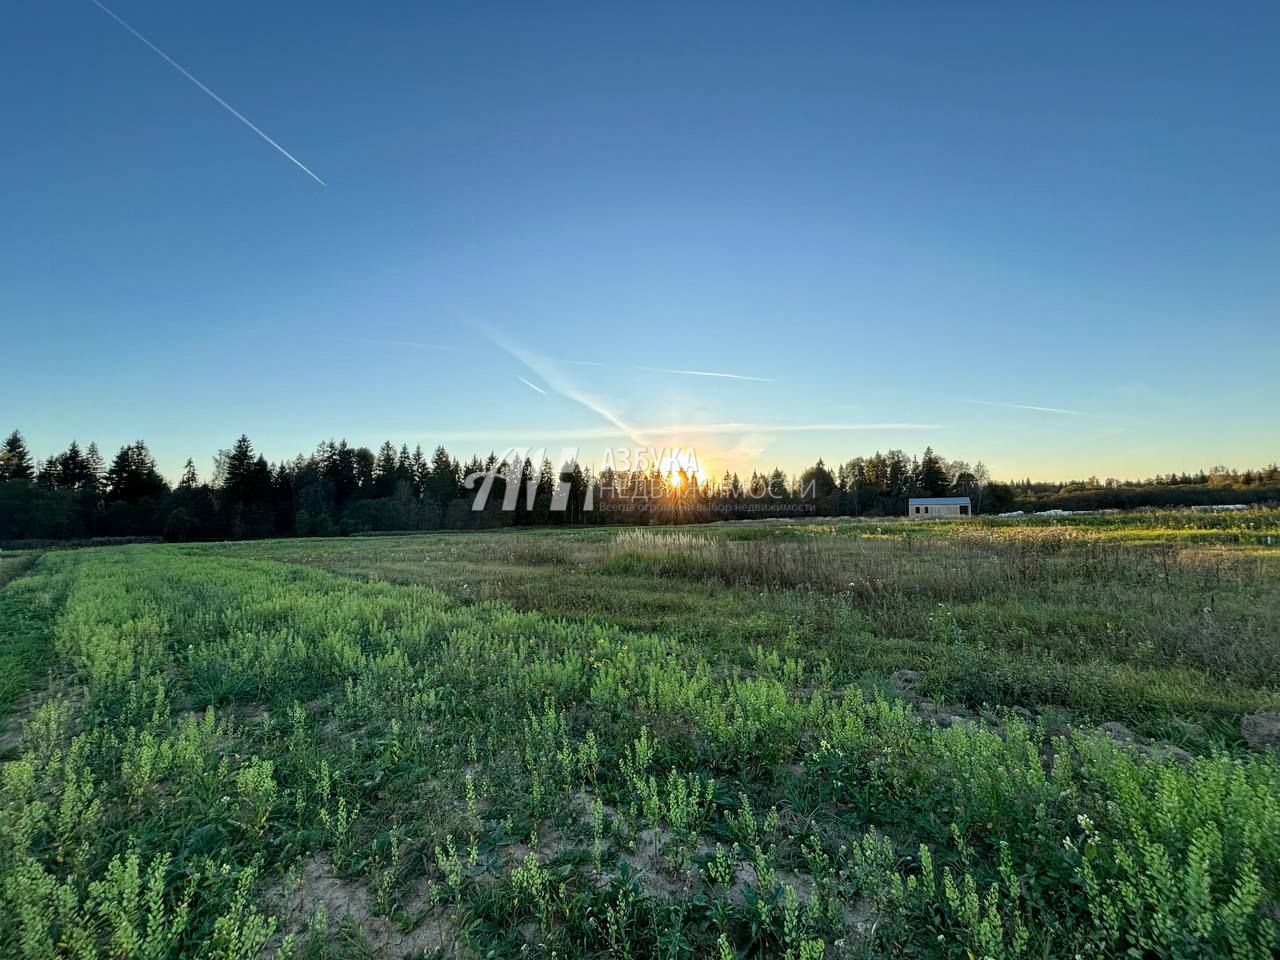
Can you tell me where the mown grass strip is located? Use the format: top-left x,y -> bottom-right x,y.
0,554 -> 63,721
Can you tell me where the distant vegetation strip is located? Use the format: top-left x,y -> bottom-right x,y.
1,429 -> 1277,542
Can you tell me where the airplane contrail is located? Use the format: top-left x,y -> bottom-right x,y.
481,327 -> 649,447
517,376 -> 546,395
88,0 -> 326,185
638,366 -> 775,383
964,399 -> 1082,416
417,421 -> 941,440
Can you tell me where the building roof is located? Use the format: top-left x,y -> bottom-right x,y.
908,496 -> 971,505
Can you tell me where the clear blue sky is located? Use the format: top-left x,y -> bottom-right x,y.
3,1 -> 1277,483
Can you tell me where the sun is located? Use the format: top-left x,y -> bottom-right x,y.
667,471 -> 684,489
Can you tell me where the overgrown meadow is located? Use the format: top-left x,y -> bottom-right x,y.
2,509 -> 1278,958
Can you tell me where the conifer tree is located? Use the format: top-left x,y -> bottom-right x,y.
411,445 -> 428,496
916,446 -> 950,497
84,442 -> 105,494
105,441 -> 168,504
221,436 -> 256,495
56,441 -> 91,490
0,430 -> 33,480
374,441 -> 399,497
429,445 -> 461,505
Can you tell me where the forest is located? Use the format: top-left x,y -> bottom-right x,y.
1,429 -> 1277,543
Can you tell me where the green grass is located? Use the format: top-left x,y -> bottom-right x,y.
0,554 -> 58,722
0,512 -> 1278,958
215,513 -> 1280,732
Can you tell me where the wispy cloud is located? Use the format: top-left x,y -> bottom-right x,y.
638,366 -> 776,383
636,422 -> 938,435
481,328 -> 649,446
964,399 -> 1083,416
88,0 -> 326,185
421,421 -> 940,441
517,376 -> 545,395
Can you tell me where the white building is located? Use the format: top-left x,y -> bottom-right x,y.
908,496 -> 972,518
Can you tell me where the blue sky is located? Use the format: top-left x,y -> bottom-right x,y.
3,2 -> 1276,483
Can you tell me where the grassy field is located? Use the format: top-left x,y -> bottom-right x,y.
1,510 -> 1278,958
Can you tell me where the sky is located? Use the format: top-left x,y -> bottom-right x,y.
2,1 -> 1277,484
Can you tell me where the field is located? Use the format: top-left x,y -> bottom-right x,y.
1,509 -> 1279,959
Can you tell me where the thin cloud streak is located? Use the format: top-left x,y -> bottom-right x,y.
517,376 -> 545,395
88,0 -> 326,185
964,399 -> 1083,416
420,422 -> 941,441
638,366 -> 775,383
481,327 -> 650,447
638,422 -> 939,435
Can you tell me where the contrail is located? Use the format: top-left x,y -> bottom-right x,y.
964,399 -> 1082,416
517,376 -> 546,395
638,366 -> 775,383
88,0 -> 326,185
481,327 -> 649,447
416,421 -> 941,440
634,421 -> 939,434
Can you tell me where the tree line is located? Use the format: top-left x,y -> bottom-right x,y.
1,429 -> 1276,543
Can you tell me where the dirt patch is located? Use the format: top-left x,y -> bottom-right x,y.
0,681 -> 84,753
1099,721 -> 1193,764
569,789 -> 825,909
241,702 -> 271,722
265,853 -> 466,958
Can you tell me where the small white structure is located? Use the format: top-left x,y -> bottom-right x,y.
909,496 -> 972,518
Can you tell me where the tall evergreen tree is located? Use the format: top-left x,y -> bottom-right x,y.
397,444 -> 413,488
221,435 -> 257,498
56,441 -> 91,490
105,441 -> 168,504
0,430 -> 33,480
428,445 -> 460,505
916,446 -> 950,497
537,457 -> 555,498
84,443 -> 104,494
36,456 -> 59,490
373,441 -> 399,497
410,445 -> 429,496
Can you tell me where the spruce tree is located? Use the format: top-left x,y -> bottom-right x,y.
373,441 -> 399,497
84,443 -> 105,494
397,444 -> 412,487
105,441 -> 168,504
56,441 -> 91,490
0,430 -> 33,480
410,445 -> 428,496
916,446 -> 950,497
222,436 -> 256,495
429,446 -> 460,505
